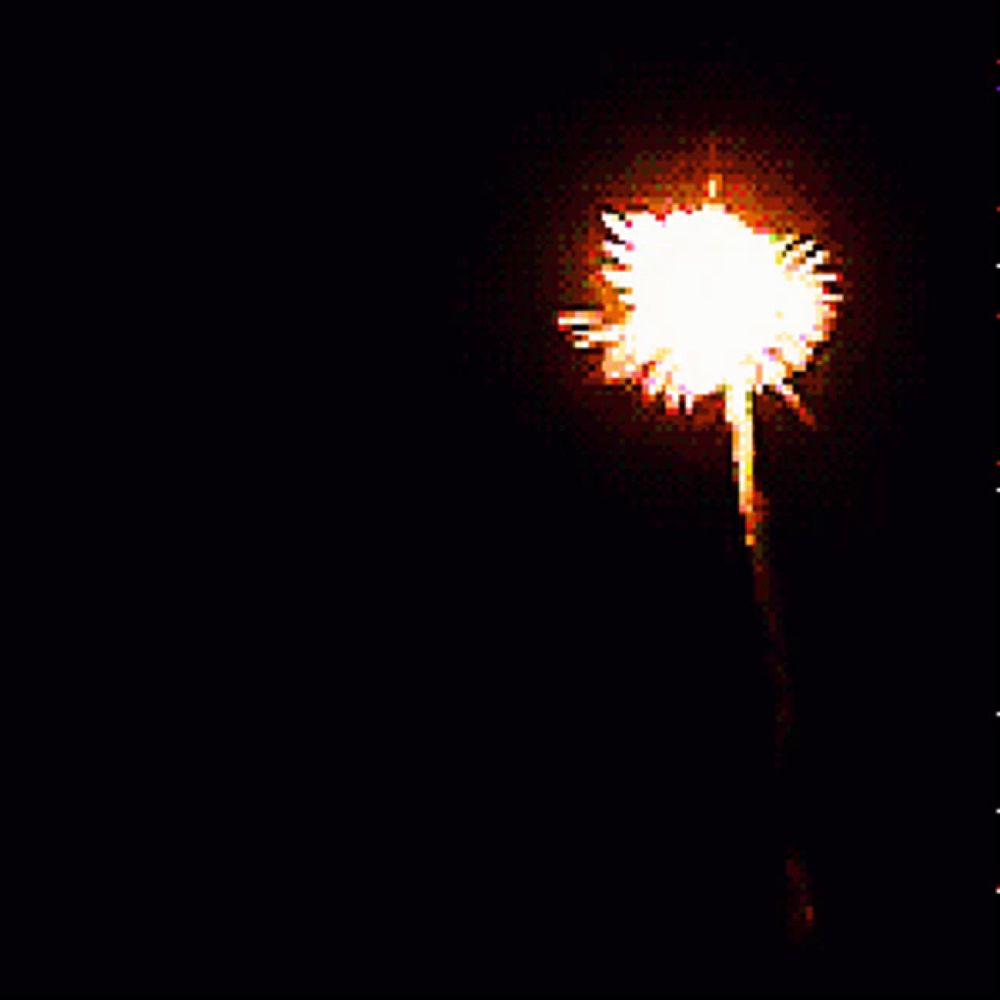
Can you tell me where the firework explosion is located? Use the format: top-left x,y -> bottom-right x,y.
558,177 -> 842,548
557,166 -> 845,944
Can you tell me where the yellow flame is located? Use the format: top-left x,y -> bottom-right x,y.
558,187 -> 841,549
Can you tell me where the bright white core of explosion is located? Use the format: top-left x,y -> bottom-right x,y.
558,197 -> 842,548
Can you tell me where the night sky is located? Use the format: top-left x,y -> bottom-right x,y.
11,9 -> 997,1000
384,11 -> 996,996
362,10 -> 998,998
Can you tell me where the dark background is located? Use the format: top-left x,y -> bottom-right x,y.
8,7 -> 997,1000
343,10 -> 997,999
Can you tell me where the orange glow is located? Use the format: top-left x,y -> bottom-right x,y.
557,176 -> 842,550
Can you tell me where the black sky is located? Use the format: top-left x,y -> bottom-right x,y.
371,10 -> 999,998
12,9 -> 997,1000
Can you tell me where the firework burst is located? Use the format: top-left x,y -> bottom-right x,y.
557,164 -> 844,945
558,177 -> 842,548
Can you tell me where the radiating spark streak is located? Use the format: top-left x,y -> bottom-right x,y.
775,383 -> 816,428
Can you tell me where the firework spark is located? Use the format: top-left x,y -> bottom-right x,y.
558,176 -> 842,549
557,165 -> 843,946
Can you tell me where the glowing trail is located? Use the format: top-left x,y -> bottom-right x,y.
725,381 -> 757,546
